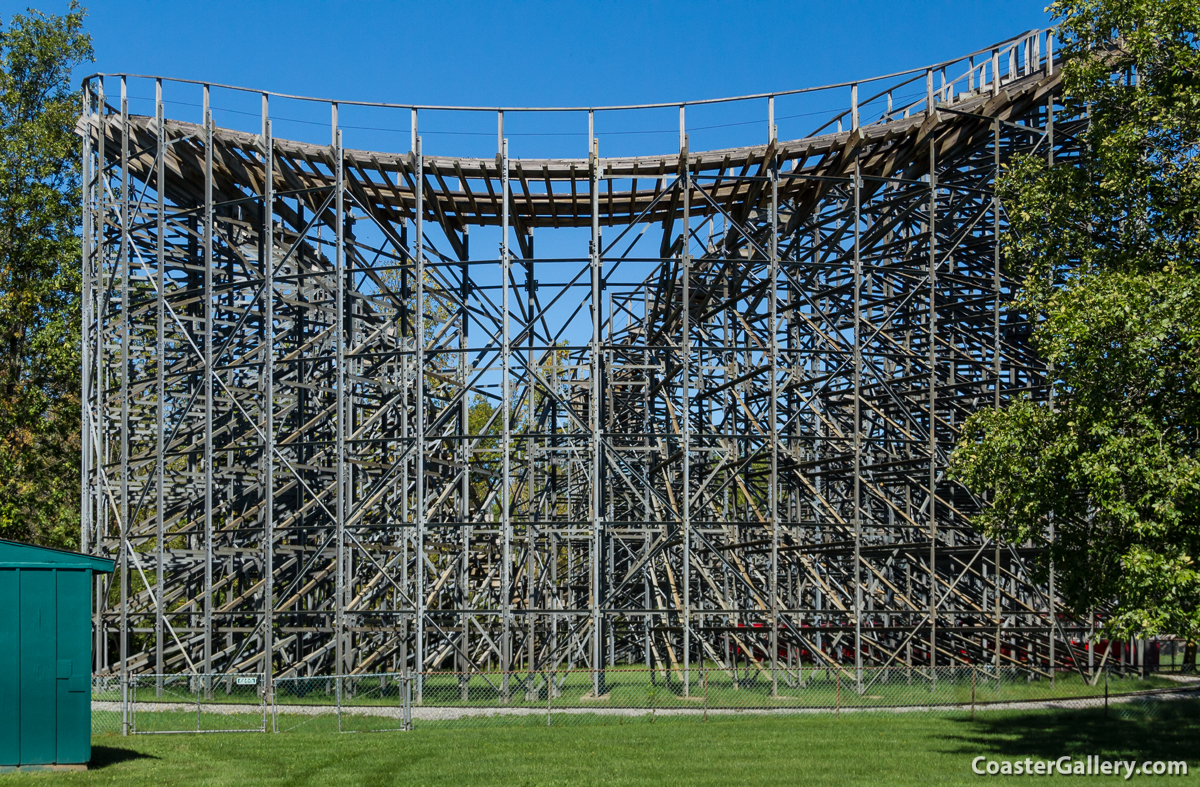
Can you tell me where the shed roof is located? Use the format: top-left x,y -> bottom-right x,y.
0,539 -> 115,572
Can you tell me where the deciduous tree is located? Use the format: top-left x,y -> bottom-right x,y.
950,0 -> 1200,650
0,3 -> 92,547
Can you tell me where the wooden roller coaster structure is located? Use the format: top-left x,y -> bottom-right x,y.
81,28 -> 1107,696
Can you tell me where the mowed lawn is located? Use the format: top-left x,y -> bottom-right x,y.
20,704 -> 1200,786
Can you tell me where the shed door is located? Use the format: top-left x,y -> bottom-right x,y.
0,569 -> 17,765
19,569 -> 56,765
56,569 -> 91,764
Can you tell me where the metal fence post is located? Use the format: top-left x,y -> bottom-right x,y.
337,674 -> 343,733
971,666 -> 976,720
404,672 -> 412,731
1104,669 -> 1109,718
546,671 -> 552,727
703,669 -> 708,722
836,671 -> 841,717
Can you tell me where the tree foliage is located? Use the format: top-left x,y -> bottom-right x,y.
0,3 -> 92,547
950,0 -> 1200,640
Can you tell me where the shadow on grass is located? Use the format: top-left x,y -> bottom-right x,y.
90,746 -> 158,770
939,701 -> 1200,763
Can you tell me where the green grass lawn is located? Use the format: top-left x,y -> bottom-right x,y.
21,702 -> 1200,786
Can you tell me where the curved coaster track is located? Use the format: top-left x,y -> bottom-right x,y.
82,28 -> 1104,695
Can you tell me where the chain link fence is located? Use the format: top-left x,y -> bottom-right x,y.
130,674 -> 267,733
405,666 -> 1200,727
91,673 -> 123,735
92,674 -> 268,734
93,666 -> 1199,734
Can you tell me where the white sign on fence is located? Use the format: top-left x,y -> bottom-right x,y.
236,676 -> 258,686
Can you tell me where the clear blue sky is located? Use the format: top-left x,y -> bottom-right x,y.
64,0 -> 1052,108
1,2 -> 1050,109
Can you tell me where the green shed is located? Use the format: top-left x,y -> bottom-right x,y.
0,539 -> 114,773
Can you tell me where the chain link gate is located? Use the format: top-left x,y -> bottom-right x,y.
273,674 -> 414,733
